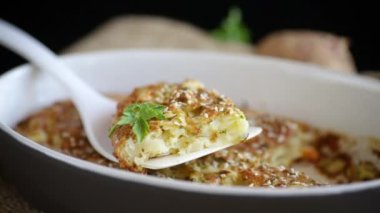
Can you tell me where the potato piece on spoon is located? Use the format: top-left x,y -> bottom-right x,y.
109,80 -> 259,170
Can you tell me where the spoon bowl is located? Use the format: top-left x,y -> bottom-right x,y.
141,127 -> 262,169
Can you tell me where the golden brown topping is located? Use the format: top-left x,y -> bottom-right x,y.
111,80 -> 248,171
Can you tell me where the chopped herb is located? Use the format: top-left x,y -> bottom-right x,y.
219,130 -> 227,134
108,102 -> 166,143
211,6 -> 251,43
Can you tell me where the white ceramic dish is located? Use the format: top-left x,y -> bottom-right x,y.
0,50 -> 379,212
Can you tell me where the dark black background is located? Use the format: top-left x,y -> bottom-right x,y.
1,0 -> 379,73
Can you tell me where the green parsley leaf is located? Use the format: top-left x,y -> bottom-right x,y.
108,102 -> 166,142
133,117 -> 149,143
211,6 -> 251,43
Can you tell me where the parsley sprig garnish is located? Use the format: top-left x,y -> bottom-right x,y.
108,102 -> 166,143
211,6 -> 251,43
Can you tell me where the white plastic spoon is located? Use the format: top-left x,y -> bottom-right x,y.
0,19 -> 262,169
0,19 -> 118,162
140,127 -> 262,169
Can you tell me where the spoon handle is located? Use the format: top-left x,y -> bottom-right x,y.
0,19 -> 109,103
0,19 -> 118,162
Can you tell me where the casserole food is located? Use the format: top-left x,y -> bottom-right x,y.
109,80 -> 249,170
14,100 -> 380,186
0,50 -> 379,212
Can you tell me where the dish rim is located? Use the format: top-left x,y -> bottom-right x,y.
1,49 -> 380,197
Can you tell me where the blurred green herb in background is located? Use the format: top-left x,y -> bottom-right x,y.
211,6 -> 251,43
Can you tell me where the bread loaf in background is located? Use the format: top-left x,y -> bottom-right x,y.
66,16 -> 359,75
65,16 -> 254,54
256,30 -> 356,74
